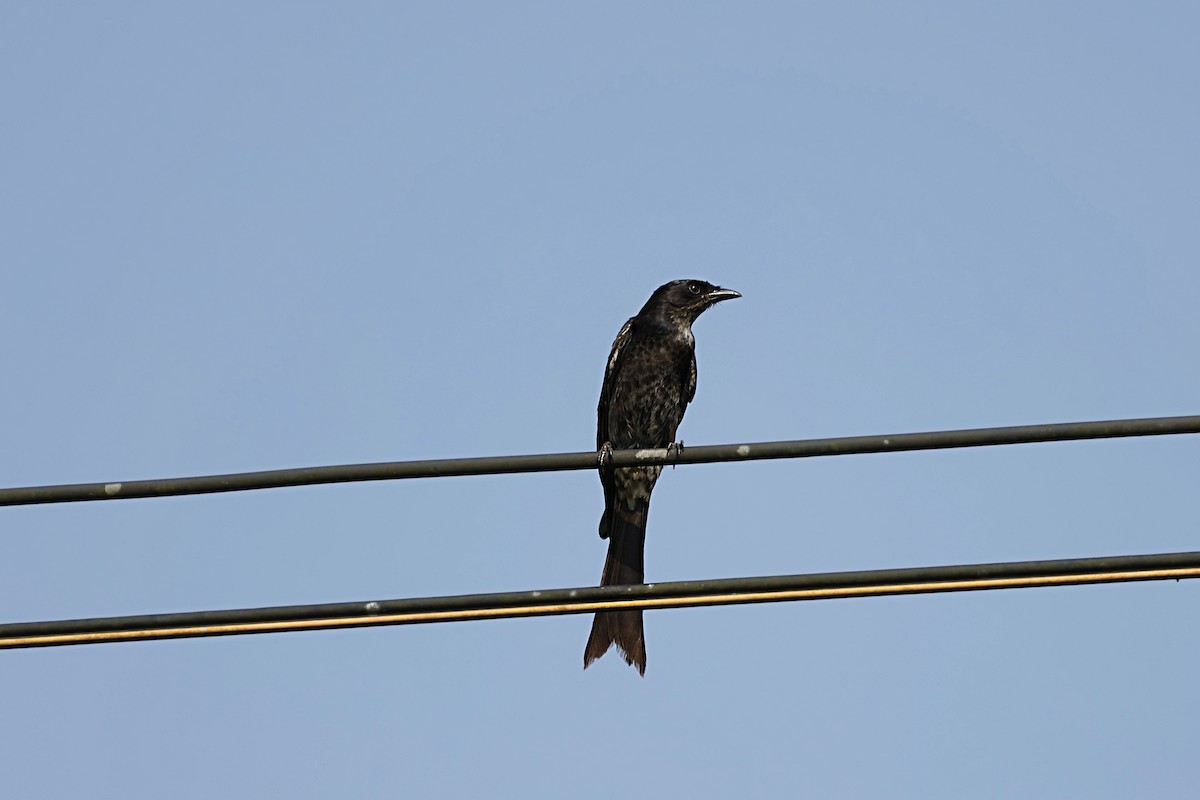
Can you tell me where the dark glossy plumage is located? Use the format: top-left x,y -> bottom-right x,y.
584,279 -> 740,674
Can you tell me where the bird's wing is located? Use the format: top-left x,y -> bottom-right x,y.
597,317 -> 634,450
596,317 -> 634,538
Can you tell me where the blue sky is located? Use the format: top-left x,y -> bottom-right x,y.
3,2 -> 1199,796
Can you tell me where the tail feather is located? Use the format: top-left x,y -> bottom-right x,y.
584,503 -> 648,675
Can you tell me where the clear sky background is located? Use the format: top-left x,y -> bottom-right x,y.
3,3 -> 1199,797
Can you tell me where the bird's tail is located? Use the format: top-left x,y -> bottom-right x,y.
584,503 -> 648,675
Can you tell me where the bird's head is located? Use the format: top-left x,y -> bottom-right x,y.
641,279 -> 742,326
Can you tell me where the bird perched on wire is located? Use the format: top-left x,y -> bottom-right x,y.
584,279 -> 741,674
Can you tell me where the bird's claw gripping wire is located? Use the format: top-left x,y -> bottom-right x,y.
597,441 -> 615,473
598,441 -> 682,471
667,440 -> 684,469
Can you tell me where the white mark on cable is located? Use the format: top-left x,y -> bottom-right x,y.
883,439 -> 891,445
104,483 -> 122,496
635,448 -> 669,460
365,602 -> 381,614
736,445 -> 750,457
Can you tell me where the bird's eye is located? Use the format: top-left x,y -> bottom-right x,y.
687,282 -> 701,295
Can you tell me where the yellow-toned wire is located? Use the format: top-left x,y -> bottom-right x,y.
4,566 -> 1197,649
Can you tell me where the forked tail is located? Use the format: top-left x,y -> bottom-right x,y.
583,503 -> 648,674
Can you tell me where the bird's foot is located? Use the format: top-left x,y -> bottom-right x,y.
667,440 -> 684,469
597,441 -> 615,472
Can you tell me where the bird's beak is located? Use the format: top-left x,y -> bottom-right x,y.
705,287 -> 742,304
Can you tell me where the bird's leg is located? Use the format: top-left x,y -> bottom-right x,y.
666,440 -> 684,469
597,441 -> 615,473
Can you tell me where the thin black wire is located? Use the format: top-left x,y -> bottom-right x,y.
2,550 -> 1197,649
2,414 -> 1198,507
